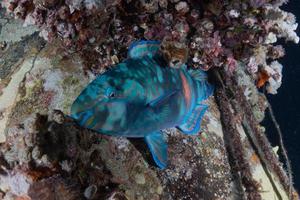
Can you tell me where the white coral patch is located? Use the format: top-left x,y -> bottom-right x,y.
265,6 -> 300,44
264,61 -> 283,94
43,70 -> 64,91
229,9 -> 240,18
0,172 -> 32,196
84,0 -> 103,10
247,57 -> 258,74
265,32 -> 277,44
113,137 -> 130,152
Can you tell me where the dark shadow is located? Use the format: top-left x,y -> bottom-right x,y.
128,138 -> 157,168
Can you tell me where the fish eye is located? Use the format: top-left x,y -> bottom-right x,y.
109,91 -> 115,98
105,88 -> 116,98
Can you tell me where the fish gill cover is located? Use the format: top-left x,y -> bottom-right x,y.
0,0 -> 299,200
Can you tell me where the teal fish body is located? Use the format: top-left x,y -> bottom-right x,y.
71,40 -> 214,168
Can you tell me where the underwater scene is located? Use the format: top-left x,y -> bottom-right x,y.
0,0 -> 299,199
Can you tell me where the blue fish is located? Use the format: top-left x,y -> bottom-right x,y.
71,40 -> 214,169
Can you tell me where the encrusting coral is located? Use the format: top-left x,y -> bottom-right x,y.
0,111 -> 115,199
2,0 -> 298,86
1,0 -> 299,199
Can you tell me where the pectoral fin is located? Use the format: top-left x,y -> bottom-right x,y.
177,104 -> 208,135
145,131 -> 168,169
147,90 -> 178,108
145,90 -> 179,122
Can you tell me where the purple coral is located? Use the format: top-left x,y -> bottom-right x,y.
249,0 -> 267,8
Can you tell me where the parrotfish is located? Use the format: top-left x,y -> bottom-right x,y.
71,40 -> 214,169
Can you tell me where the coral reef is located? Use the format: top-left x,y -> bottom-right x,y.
0,111 -> 130,199
2,0 -> 299,84
1,0 -> 299,199
0,30 -> 231,199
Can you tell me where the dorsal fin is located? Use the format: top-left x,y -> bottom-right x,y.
128,40 -> 160,59
188,69 -> 208,81
189,69 -> 214,100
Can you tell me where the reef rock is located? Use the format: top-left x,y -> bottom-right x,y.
0,3 -> 298,200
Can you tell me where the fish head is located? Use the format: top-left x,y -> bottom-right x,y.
71,67 -> 146,135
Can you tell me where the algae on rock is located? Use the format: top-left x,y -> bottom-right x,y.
0,2 -> 299,200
